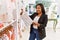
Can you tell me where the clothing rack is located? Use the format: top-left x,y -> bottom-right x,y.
0,20 -> 16,32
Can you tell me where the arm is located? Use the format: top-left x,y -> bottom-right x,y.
39,15 -> 48,29
29,13 -> 35,20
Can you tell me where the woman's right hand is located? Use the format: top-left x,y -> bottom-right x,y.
20,9 -> 23,15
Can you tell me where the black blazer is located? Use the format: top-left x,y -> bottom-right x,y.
30,12 -> 48,39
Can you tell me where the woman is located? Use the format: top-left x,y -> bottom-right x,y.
29,3 -> 48,40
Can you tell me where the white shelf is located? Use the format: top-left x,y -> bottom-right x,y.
0,20 -> 17,32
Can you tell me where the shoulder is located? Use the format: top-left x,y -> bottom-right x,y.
43,14 -> 47,17
29,12 -> 36,19
32,12 -> 37,15
30,12 -> 37,16
42,14 -> 48,19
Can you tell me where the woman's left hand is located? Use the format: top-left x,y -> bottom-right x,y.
36,22 -> 40,27
33,22 -> 40,27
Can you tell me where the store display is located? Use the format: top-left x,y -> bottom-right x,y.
0,13 -> 8,23
18,24 -> 22,38
0,23 -> 3,28
0,0 -> 17,40
0,25 -> 15,40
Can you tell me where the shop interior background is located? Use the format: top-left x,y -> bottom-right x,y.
19,0 -> 60,40
0,0 -> 60,40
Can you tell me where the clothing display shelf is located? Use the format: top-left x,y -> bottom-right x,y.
0,19 -> 17,32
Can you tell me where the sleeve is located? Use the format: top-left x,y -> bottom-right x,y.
39,15 -> 48,29
29,13 -> 35,20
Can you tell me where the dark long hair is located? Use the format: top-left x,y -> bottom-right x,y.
36,3 -> 45,14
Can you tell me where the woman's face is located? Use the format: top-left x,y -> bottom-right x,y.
36,5 -> 42,14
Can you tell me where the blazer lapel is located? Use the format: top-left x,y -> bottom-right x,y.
38,14 -> 43,23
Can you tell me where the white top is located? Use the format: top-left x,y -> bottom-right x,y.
33,16 -> 40,29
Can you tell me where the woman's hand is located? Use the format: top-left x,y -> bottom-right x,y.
32,22 -> 40,27
20,9 -> 23,15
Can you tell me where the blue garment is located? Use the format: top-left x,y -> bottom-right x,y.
29,28 -> 42,40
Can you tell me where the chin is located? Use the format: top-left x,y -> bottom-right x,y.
37,12 -> 40,14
